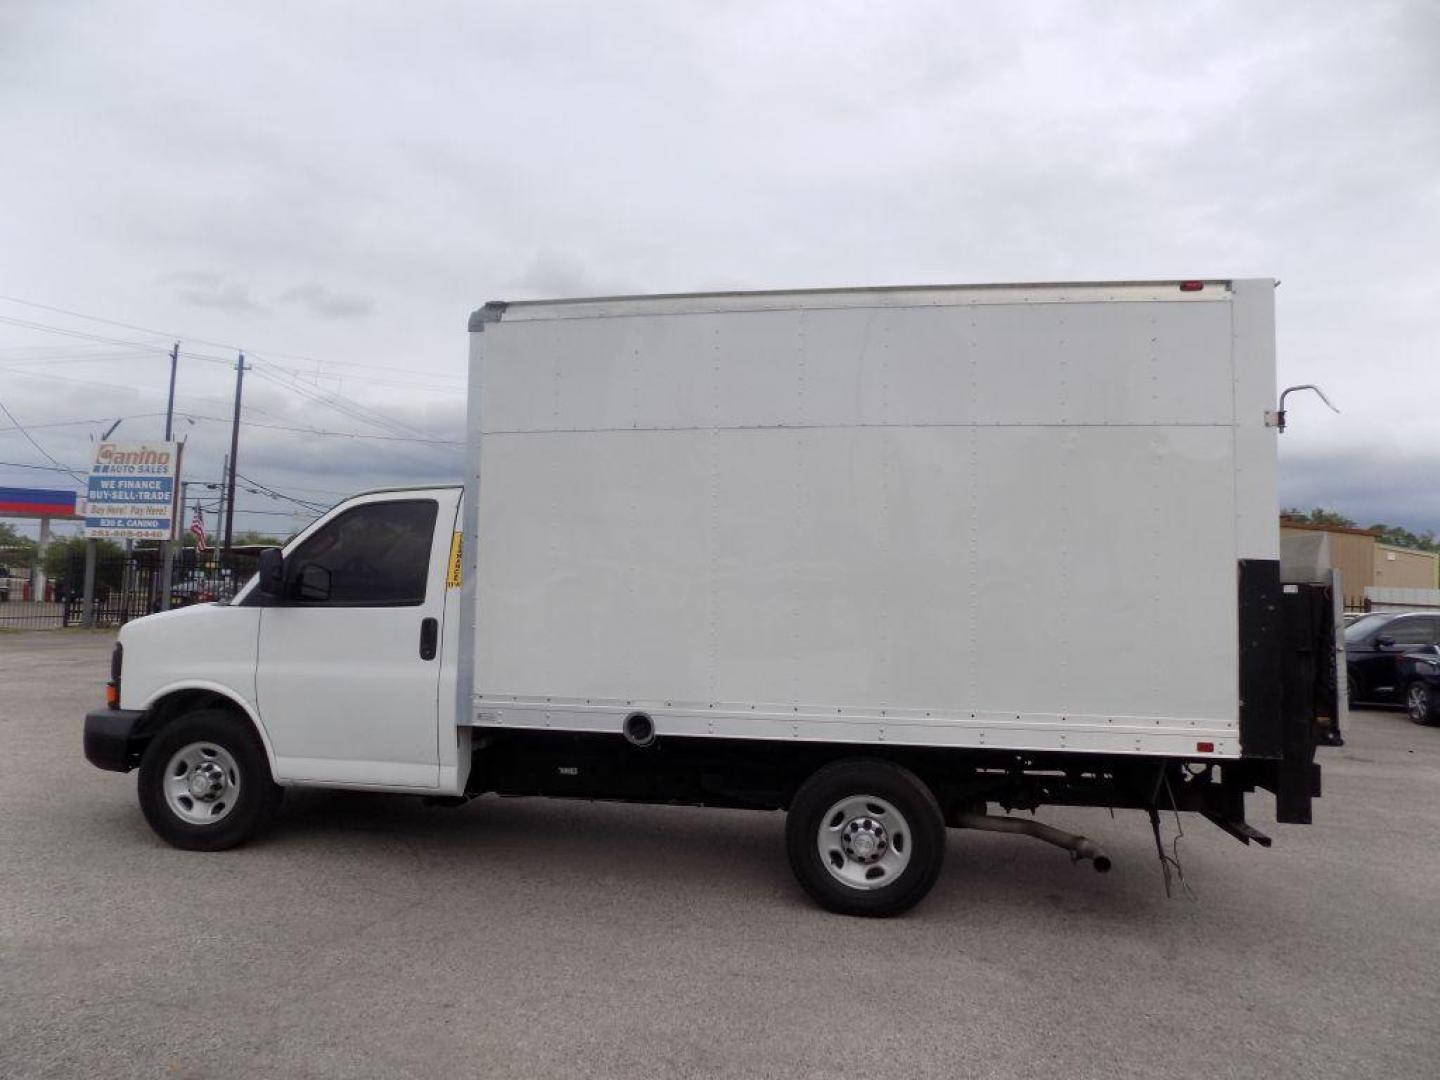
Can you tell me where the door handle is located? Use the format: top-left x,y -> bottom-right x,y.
419,617 -> 438,661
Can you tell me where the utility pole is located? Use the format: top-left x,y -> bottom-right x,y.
215,453 -> 229,556
158,341 -> 181,610
223,354 -> 246,554
164,342 -> 179,441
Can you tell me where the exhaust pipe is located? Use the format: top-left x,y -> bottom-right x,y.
953,812 -> 1112,873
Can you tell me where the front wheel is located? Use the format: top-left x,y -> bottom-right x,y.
785,759 -> 946,917
1406,681 -> 1438,726
137,708 -> 283,850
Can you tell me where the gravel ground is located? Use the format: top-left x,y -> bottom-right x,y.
2,630 -> 1438,1080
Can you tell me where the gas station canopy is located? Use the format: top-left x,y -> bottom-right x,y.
0,487 -> 81,520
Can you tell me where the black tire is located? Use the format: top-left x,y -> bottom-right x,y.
1405,682 -> 1438,727
137,708 -> 283,851
786,758 -> 946,917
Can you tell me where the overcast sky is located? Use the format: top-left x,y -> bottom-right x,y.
2,0 -> 1437,541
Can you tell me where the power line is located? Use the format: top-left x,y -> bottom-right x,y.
0,460 -> 85,478
0,294 -> 222,348
0,314 -> 188,358
0,342 -> 133,354
235,471 -> 330,512
236,479 -> 355,497
0,398 -> 86,482
0,358 -> 245,408
0,298 -> 291,371
0,411 -> 168,433
0,365 -> 320,426
1,407 -> 462,447
256,366 -> 463,392
249,366 -> 428,438
232,506 -> 321,517
0,294 -> 465,381
186,412 -> 463,445
0,347 -> 462,393
208,505 -> 320,519
0,352 -> 169,371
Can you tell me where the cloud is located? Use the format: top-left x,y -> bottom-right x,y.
1282,448 -> 1440,533
278,283 -> 375,319
510,252 -> 637,300
163,272 -> 262,314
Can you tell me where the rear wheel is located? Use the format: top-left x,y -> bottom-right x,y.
1406,681 -> 1438,726
786,759 -> 945,917
137,708 -> 283,850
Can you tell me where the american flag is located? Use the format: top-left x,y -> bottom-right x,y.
189,506 -> 209,552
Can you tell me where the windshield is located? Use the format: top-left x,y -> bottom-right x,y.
1344,613 -> 1392,643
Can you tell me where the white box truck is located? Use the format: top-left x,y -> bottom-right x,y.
83,279 -> 1342,916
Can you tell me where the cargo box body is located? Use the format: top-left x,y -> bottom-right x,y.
462,281 -> 1279,761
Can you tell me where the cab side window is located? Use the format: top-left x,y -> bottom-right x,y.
285,500 -> 438,606
1384,617 -> 1439,646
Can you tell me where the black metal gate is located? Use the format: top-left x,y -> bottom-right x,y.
0,546 -> 64,629
60,550 -> 159,628
2,548 -> 261,631
53,551 -> 260,628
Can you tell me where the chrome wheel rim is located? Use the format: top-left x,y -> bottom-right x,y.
163,742 -> 241,825
1408,684 -> 1429,722
816,795 -> 912,890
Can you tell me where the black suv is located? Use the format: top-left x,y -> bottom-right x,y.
1345,611 -> 1440,706
1394,646 -> 1440,725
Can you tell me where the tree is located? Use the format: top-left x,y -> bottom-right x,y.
1366,523 -> 1440,554
42,536 -> 126,594
0,523 -> 39,565
1280,508 -> 1440,555
1280,507 -> 1358,529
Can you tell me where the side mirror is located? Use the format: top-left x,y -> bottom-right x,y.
257,548 -> 285,597
296,563 -> 331,602
1375,635 -> 1395,650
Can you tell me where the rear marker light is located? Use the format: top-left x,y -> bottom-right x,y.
1179,281 -> 1204,292
1197,741 -> 1215,753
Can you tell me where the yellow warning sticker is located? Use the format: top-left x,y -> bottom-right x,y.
446,531 -> 463,588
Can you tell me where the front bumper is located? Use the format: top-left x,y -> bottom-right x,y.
83,708 -> 148,772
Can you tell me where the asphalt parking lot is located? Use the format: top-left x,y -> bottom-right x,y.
2,631 -> 1438,1080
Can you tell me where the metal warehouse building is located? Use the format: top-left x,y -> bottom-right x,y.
1280,519 -> 1439,609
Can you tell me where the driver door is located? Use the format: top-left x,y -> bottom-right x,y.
255,490 -> 459,788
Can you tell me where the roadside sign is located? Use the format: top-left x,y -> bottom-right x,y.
83,442 -> 183,541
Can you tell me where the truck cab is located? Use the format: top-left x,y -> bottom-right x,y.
84,486 -> 469,846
